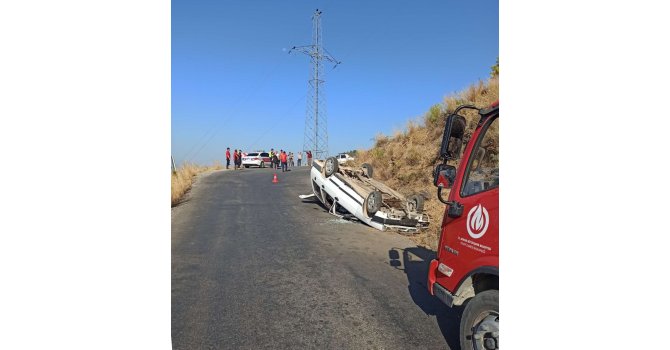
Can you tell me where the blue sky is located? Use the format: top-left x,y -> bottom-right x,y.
172,0 -> 498,165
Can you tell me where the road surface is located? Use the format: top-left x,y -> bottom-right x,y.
172,167 -> 461,349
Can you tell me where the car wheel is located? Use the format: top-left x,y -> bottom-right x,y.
260,162 -> 265,168
244,165 -> 249,168
324,157 -> 339,177
362,163 -> 373,178
460,290 -> 499,350
365,190 -> 382,217
405,194 -> 425,213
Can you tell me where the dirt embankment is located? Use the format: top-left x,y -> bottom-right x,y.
354,77 -> 499,249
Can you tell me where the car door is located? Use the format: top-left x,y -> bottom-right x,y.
260,152 -> 270,164
442,114 -> 499,275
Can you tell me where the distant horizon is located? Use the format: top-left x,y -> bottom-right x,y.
172,0 -> 499,166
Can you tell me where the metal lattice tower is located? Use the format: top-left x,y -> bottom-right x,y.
290,9 -> 340,160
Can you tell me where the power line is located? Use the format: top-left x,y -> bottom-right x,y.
244,93 -> 307,151
178,56 -> 287,163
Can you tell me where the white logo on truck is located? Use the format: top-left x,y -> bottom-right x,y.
467,204 -> 489,239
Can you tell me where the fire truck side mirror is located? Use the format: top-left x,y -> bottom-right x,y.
439,114 -> 467,160
434,164 -> 456,188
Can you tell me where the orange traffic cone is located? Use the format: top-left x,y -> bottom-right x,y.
272,173 -> 279,183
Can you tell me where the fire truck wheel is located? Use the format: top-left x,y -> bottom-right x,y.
324,157 -> 339,177
362,163 -> 374,178
365,190 -> 382,216
405,194 -> 424,213
460,290 -> 499,350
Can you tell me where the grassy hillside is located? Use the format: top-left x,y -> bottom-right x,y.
354,76 -> 499,249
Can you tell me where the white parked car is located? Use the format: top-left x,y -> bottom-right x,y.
242,152 -> 271,168
335,153 -> 355,164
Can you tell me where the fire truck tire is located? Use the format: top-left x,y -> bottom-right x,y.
362,163 -> 374,178
365,190 -> 382,216
324,157 -> 339,177
460,290 -> 499,350
406,194 -> 424,213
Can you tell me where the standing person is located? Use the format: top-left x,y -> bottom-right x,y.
239,150 -> 244,169
297,151 -> 302,167
269,149 -> 275,169
233,149 -> 239,169
236,149 -> 241,170
307,150 -> 312,166
280,150 -> 288,172
272,151 -> 279,170
289,152 -> 294,168
225,147 -> 231,169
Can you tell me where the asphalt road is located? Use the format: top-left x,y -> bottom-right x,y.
171,167 -> 461,349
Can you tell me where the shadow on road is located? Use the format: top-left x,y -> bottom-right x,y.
389,247 -> 463,350
172,197 -> 191,208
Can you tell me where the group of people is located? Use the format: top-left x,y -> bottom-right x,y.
224,147 -> 314,171
269,149 -> 294,172
225,147 -> 246,170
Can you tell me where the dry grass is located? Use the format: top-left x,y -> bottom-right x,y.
171,161 -> 223,207
354,77 -> 499,250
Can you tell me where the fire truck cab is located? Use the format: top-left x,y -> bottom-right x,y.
427,102 -> 499,350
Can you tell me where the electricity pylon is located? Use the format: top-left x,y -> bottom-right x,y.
290,9 -> 340,160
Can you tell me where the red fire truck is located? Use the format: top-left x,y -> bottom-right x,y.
427,102 -> 499,350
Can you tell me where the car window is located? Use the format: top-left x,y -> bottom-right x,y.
461,116 -> 499,196
247,153 -> 258,157
260,153 -> 269,157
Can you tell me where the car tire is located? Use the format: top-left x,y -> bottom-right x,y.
405,194 -> 425,213
324,157 -> 339,177
460,290 -> 499,350
365,190 -> 382,217
362,163 -> 373,178
244,165 -> 249,168
260,162 -> 265,168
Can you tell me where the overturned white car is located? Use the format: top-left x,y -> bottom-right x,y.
303,157 -> 430,232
